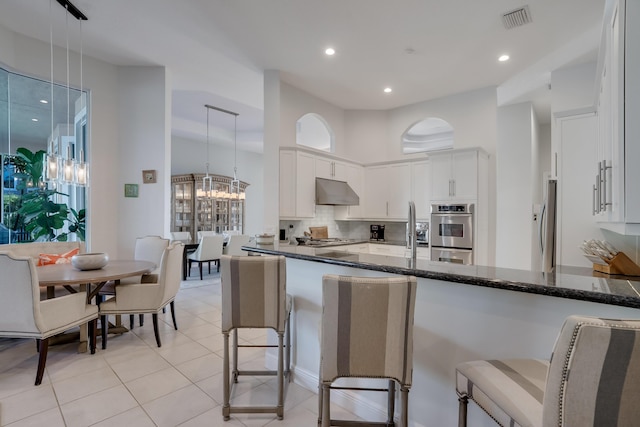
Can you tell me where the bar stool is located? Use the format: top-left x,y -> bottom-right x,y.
456,315 -> 640,427
220,255 -> 292,421
319,274 -> 417,427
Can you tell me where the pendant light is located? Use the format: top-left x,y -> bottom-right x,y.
61,3 -> 75,184
45,0 -> 60,185
74,17 -> 87,186
230,113 -> 245,200
202,105 -> 213,198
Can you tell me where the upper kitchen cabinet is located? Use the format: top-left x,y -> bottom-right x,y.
334,163 -> 365,220
429,148 -> 488,202
594,0 -> 640,234
411,161 -> 431,220
363,163 -> 411,220
279,149 -> 315,219
315,157 -> 347,181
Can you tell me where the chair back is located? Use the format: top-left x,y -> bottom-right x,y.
224,235 -> 251,256
0,252 -> 44,337
170,231 -> 191,243
192,235 -> 224,261
542,315 -> 640,426
220,255 -> 287,333
197,230 -> 218,241
157,243 -> 184,308
134,235 -> 169,267
320,275 -> 417,386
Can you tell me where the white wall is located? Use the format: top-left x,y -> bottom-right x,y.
551,61 -> 598,113
496,102 -> 535,269
171,135 -> 264,237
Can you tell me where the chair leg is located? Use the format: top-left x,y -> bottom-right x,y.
101,315 -> 108,349
208,261 -> 211,274
35,338 -> 49,386
387,379 -> 396,426
400,386 -> 409,427
321,383 -> 331,427
232,329 -> 239,383
187,259 -> 192,277
217,259 -> 220,272
222,331 -> 231,420
130,314 -> 135,329
199,262 -> 203,280
152,313 -> 161,347
458,393 -> 468,427
89,319 -> 97,354
139,314 -> 144,326
170,301 -> 178,330
277,332 -> 284,420
286,311 -> 291,381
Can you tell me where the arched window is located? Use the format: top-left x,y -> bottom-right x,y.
296,113 -> 334,152
402,117 -> 453,154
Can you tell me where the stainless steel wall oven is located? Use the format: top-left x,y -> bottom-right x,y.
430,203 -> 474,264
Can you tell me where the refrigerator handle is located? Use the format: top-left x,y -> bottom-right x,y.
539,202 -> 546,256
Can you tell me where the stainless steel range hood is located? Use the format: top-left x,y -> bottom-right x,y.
315,177 -> 360,206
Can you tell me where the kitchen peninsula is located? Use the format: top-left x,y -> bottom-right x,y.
243,242 -> 640,427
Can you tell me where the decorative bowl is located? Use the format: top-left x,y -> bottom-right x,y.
255,234 -> 275,244
71,253 -> 109,270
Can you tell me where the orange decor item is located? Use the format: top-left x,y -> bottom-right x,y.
38,248 -> 80,266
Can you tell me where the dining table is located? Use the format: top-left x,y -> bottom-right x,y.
37,260 -> 155,352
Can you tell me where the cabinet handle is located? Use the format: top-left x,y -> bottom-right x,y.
602,160 -> 612,211
596,170 -> 601,214
593,184 -> 598,215
386,201 -> 389,216
452,180 -> 456,197
448,180 -> 452,197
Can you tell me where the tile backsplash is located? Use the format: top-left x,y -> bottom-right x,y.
279,205 -> 408,243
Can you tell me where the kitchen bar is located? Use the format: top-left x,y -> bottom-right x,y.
243,241 -> 640,426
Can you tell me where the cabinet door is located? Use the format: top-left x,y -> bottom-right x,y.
315,157 -> 333,180
430,154 -> 452,201
296,152 -> 316,218
279,150 -> 296,217
412,161 -> 431,220
345,164 -> 364,218
332,161 -> 348,181
364,166 -> 389,218
451,150 -> 478,199
387,164 -> 412,218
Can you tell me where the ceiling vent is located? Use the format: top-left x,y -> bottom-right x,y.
502,5 -> 532,29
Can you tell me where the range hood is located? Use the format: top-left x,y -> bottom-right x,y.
315,177 -> 360,206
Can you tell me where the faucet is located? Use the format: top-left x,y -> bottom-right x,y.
407,201 -> 417,262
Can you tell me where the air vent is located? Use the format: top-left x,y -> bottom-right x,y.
502,5 -> 532,29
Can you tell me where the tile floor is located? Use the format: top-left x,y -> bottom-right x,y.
0,272 -> 362,426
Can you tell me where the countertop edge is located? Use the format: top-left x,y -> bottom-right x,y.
243,246 -> 640,310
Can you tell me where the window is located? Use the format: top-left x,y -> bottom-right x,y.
296,113 -> 334,152
402,117 -> 454,154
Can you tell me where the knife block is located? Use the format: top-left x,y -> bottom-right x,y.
592,252 -> 640,276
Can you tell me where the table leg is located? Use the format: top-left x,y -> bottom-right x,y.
78,284 -> 88,353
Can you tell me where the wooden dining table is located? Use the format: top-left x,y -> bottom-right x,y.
37,260 -> 155,352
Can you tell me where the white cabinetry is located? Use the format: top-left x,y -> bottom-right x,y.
315,157 -> 347,181
363,163 -> 411,220
279,149 -> 315,219
411,161 -> 431,220
595,0 -> 640,234
430,149 -> 483,201
334,163 -> 365,219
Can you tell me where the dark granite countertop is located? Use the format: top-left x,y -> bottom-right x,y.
242,241 -> 640,310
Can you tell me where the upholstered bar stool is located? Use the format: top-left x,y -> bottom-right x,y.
456,315 -> 640,427
319,274 -> 417,427
220,255 -> 292,421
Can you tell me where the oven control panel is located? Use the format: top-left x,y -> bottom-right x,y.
432,204 -> 473,214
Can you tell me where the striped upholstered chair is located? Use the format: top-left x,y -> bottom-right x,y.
456,315 -> 640,427
319,275 -> 417,427
220,255 -> 292,421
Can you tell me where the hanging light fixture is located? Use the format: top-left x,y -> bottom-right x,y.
202,105 -> 214,198
230,112 -> 244,200
45,0 -> 60,185
60,3 -> 76,185
74,16 -> 88,186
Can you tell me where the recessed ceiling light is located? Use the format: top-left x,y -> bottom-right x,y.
31,118 -> 39,122
384,87 -> 392,93
498,54 -> 510,62
325,48 -> 335,56
39,99 -> 48,104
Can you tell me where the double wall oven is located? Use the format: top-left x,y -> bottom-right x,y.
430,203 -> 474,265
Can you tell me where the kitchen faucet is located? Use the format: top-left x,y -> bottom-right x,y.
407,201 -> 417,263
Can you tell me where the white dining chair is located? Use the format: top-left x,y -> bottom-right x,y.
170,231 -> 192,243
0,252 -> 99,385
196,230 -> 218,241
188,234 -> 224,279
223,234 -> 251,256
99,242 -> 183,348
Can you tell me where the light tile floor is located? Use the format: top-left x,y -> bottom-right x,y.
0,272 -> 362,426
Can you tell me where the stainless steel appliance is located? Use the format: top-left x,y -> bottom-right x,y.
539,179 -> 557,272
430,203 -> 474,264
416,222 -> 429,246
370,224 -> 385,241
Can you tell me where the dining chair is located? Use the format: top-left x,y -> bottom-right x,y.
188,234 -> 224,279
456,315 -> 640,427
220,255 -> 292,420
223,234 -> 251,256
196,230 -> 218,241
0,252 -> 99,385
170,231 -> 192,243
98,242 -> 183,349
98,235 -> 169,329
318,274 -> 417,427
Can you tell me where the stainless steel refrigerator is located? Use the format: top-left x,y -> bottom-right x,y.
539,179 -> 557,272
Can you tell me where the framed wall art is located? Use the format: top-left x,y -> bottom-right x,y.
142,169 -> 157,184
124,183 -> 139,198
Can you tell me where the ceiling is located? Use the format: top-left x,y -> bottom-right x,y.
0,0 -> 606,153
